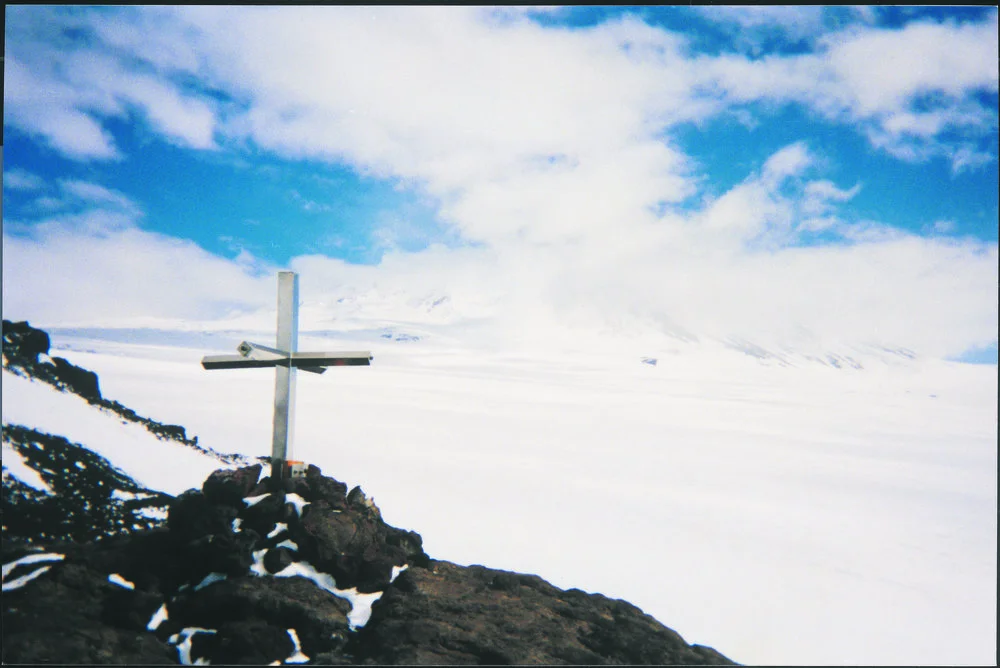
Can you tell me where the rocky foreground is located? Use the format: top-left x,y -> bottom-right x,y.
3,463 -> 736,665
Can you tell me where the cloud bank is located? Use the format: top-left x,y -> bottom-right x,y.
3,7 -> 997,359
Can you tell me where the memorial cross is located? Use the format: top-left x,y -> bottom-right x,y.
201,271 -> 372,481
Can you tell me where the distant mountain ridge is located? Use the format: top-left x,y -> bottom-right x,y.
2,320 -> 738,666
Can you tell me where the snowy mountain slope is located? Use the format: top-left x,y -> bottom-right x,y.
3,423 -> 175,544
41,282 -> 938,372
2,320 -> 247,466
43,321 -> 996,667
1,322 -> 736,666
2,370 -> 241,496
3,318 -> 996,665
2,320 -> 251,544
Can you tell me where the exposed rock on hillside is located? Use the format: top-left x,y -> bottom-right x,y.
3,319 -> 242,462
3,320 -> 736,665
2,424 -> 173,544
352,561 -> 732,665
3,463 -> 737,665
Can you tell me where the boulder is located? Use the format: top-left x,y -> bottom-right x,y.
296,498 -> 406,592
167,577 -> 352,664
51,356 -> 102,401
203,465 -> 263,507
352,559 -> 736,666
1,556 -> 176,665
167,490 -> 236,543
3,464 -> 736,666
263,546 -> 296,574
1,320 -> 50,360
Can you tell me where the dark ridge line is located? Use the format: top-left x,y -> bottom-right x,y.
3,319 -> 245,466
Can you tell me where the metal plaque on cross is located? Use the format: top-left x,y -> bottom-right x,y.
201,271 -> 372,481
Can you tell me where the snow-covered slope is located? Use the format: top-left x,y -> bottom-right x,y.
3,316 -> 996,665
28,324 -> 997,667
2,370 -> 237,496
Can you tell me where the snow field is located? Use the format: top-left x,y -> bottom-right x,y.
28,335 -> 1000,665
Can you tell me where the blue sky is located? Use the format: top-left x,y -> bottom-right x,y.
3,6 -> 998,362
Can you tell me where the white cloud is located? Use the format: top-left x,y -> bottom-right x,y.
822,17 -> 998,116
801,180 -> 862,218
692,6 -> 880,56
930,220 -> 955,235
7,145 -> 995,360
762,142 -> 813,182
59,180 -> 140,213
697,6 -> 827,41
3,50 -> 122,161
2,7 -> 996,359
7,7 -> 994,171
120,75 -> 217,149
2,211 -> 274,328
699,12 -> 998,170
3,8 -> 217,160
3,168 -> 45,191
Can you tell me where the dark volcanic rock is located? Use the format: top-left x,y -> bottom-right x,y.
297,493 -> 410,593
168,489 -> 237,543
2,321 -> 738,665
354,560 -> 735,666
203,464 -> 263,507
1,550 -> 176,664
3,320 -> 102,401
166,577 -> 352,664
264,546 -> 297,574
3,460 -> 736,666
2,425 -> 172,544
50,355 -> 102,401
2,319 -> 245,465
2,320 -> 51,360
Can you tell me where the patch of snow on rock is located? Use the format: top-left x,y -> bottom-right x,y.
244,493 -> 270,507
111,489 -> 155,501
284,493 -> 310,517
108,573 -> 135,589
136,506 -> 168,520
2,559 -> 63,592
250,549 -> 268,576
272,560 -> 382,630
147,603 -> 169,631
1,440 -> 52,493
169,627 -> 217,666
2,552 -> 65,579
273,561 -> 338,593
193,572 -> 227,591
285,628 -> 310,664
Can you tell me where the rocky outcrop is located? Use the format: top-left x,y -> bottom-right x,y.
3,320 -> 736,665
2,319 -> 243,463
2,425 -> 173,544
2,463 -> 738,665
3,319 -> 102,401
350,561 -> 733,665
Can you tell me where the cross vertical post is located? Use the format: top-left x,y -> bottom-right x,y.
271,271 -> 298,480
201,271 -> 372,486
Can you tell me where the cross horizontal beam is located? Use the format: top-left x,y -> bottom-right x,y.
200,271 -> 374,485
230,341 -> 325,374
201,351 -> 373,371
